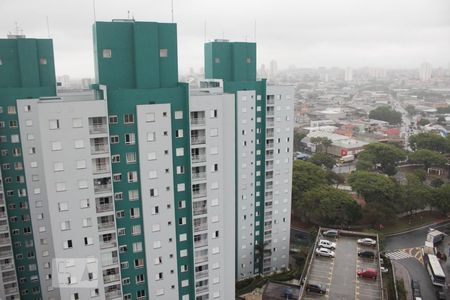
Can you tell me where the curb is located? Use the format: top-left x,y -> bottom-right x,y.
385,219 -> 450,237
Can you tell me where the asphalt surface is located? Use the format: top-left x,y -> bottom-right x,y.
385,222 -> 450,300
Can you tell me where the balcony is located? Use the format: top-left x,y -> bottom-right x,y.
94,177 -> 112,194
101,252 -> 119,267
194,222 -> 208,232
0,262 -> 14,271
4,286 -> 18,295
192,171 -> 206,181
266,117 -> 274,127
266,108 -> 274,116
192,184 -> 207,199
196,285 -> 209,294
265,162 -> 273,171
193,204 -> 207,216
194,234 -> 208,248
98,216 -> 115,232
96,202 -> 114,213
0,224 -> 9,232
90,138 -> 109,155
0,210 -> 6,219
103,273 -> 120,284
266,140 -> 274,149
266,129 -> 274,138
2,272 -> 16,283
191,135 -> 206,145
0,249 -> 13,258
100,239 -> 117,250
105,286 -> 122,300
0,236 -> 11,246
196,270 -> 209,279
267,98 -> 275,105
191,111 -> 206,126
89,117 -> 108,134
93,158 -> 110,174
265,182 -> 273,190
191,154 -> 206,164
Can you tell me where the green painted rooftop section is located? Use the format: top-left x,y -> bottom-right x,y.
93,20 -> 179,89
0,37 -> 56,91
204,41 -> 257,82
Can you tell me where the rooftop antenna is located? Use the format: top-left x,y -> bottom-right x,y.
203,21 -> 206,43
171,0 -> 174,23
93,0 -> 97,22
46,16 -> 50,38
127,10 -> 130,19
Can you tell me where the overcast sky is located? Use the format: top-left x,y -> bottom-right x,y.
1,0 -> 449,78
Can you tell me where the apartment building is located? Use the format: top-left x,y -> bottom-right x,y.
0,36 -> 57,299
204,40 -> 294,280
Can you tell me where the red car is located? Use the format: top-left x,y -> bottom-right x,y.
357,268 -> 377,279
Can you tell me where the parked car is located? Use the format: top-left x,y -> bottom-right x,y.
357,238 -> 377,246
323,229 -> 338,238
305,282 -> 326,294
357,268 -> 377,279
315,247 -> 335,258
358,250 -> 376,259
380,266 -> 389,273
318,239 -> 336,249
436,289 -> 446,300
411,280 -> 421,298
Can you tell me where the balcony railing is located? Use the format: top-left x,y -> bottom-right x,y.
0,224 -> 9,232
100,240 -> 117,250
195,255 -> 208,263
191,136 -> 206,145
194,239 -> 208,248
0,250 -> 13,258
102,256 -> 119,267
91,144 -> 109,155
267,98 -> 275,105
96,203 -> 114,213
103,273 -> 120,284
98,222 -> 115,232
195,270 -> 209,279
266,110 -> 274,116
193,207 -> 207,216
194,223 -> 208,232
2,275 -> 16,283
265,183 -> 273,190
191,118 -> 205,126
94,184 -> 112,194
196,285 -> 209,294
266,119 -> 274,127
191,154 -> 206,163
192,172 -> 206,181
0,237 -> 11,246
0,263 -> 14,270
266,142 -> 274,149
4,287 -> 18,295
105,289 -> 122,300
192,189 -> 207,199
0,211 -> 6,218
89,124 -> 108,134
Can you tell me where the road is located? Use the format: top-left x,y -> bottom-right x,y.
385,222 -> 450,300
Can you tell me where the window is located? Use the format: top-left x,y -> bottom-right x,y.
49,119 -> 60,130
153,241 -> 161,249
56,182 -> 66,192
124,114 -> 134,124
176,129 -> 183,138
61,221 -> 70,231
129,189 -> 139,201
11,134 -> 19,143
40,58 -> 47,64
125,133 -> 135,145
152,224 -> 160,232
133,242 -> 143,253
176,166 -> 184,174
160,49 -> 168,57
74,139 -> 84,149
246,57 -> 251,63
102,49 -> 112,58
175,111 -> 183,119
84,237 -> 94,246
113,173 -> 122,182
72,118 -> 82,128
128,171 -> 138,183
148,170 -> 157,179
132,225 -> 141,235
210,128 -> 218,136
53,162 -> 64,172
147,132 -> 155,142
150,189 -> 158,197
136,274 -> 145,284
8,106 -> 16,114
146,113 -> 155,122
80,199 -> 90,208
126,152 -> 136,163
76,160 -> 86,169
110,135 -> 119,144
215,57 -> 220,63
152,206 -> 159,215
112,154 -> 120,163
147,152 -> 156,160
176,148 -> 184,156
63,240 -> 73,249
130,208 -> 140,219
109,115 -> 118,124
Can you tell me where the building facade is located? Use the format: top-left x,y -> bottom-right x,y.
204,40 -> 294,280
0,19 -> 292,300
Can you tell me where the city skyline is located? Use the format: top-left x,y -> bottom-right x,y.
1,0 -> 450,78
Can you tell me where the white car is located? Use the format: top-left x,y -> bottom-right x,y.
380,266 -> 389,273
315,247 -> 335,258
318,239 -> 336,250
357,238 -> 377,246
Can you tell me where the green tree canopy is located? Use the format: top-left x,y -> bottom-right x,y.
348,171 -> 399,204
298,185 -> 362,226
418,118 -> 430,126
294,130 -> 306,152
433,184 -> 450,214
408,149 -> 447,170
405,105 -> 416,115
409,132 -> 449,153
309,153 -> 336,170
369,106 -> 402,125
357,143 -> 406,175
399,175 -> 433,215
310,137 -> 333,153
292,160 -> 329,202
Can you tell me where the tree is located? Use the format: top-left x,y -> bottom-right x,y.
437,116 -> 446,125
369,106 -> 402,125
418,118 -> 430,126
357,143 -> 406,175
399,175 -> 432,215
300,186 -> 362,226
408,149 -> 447,170
362,202 -> 397,226
432,184 -> 450,214
405,105 -> 416,116
294,130 -> 306,152
292,160 -> 329,202
309,153 -> 336,170
310,137 -> 333,153
348,171 -> 399,204
409,132 -> 449,153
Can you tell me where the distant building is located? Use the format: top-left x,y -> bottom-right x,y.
269,60 -> 278,79
344,67 -> 353,82
420,62 -> 432,81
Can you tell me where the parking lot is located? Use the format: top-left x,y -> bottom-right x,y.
302,230 -> 383,300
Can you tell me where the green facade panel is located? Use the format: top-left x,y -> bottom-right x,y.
0,37 -> 56,300
94,21 -> 194,300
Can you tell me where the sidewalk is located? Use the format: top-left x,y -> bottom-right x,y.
393,261 -> 412,300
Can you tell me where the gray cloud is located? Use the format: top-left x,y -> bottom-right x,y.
1,0 -> 449,77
